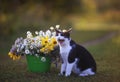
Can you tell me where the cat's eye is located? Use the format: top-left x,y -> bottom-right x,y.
61,33 -> 64,36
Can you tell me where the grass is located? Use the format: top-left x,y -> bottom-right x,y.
0,30 -> 120,82
71,30 -> 112,43
87,32 -> 120,82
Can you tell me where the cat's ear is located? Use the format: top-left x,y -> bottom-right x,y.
67,28 -> 72,33
54,28 -> 61,33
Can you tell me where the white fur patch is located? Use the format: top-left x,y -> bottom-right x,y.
79,68 -> 95,76
72,59 -> 81,74
59,40 -> 72,76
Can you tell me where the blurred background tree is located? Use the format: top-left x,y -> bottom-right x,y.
0,0 -> 81,36
0,0 -> 119,36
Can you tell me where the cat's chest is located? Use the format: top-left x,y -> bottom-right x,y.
60,46 -> 72,60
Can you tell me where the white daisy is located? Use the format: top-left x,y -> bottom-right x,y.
46,30 -> 51,37
30,45 -> 33,49
50,27 -> 54,30
41,57 -> 46,62
35,54 -> 39,57
56,25 -> 60,29
35,31 -> 39,35
25,49 -> 30,54
27,31 -> 31,35
39,31 -> 43,36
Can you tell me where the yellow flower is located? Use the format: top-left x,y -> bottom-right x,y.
8,52 -> 21,60
51,37 -> 57,46
41,36 -> 49,46
8,52 -> 13,58
40,48 -> 45,52
46,44 -> 54,51
40,37 -> 57,54
40,45 -> 50,54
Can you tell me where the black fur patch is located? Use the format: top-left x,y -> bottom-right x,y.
68,40 -> 96,72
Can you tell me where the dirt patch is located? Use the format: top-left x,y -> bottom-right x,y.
82,32 -> 118,47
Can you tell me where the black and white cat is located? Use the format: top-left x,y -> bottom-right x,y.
55,28 -> 96,77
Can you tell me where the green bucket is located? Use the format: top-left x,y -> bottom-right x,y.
26,55 -> 51,73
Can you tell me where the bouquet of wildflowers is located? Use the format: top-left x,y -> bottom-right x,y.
8,27 -> 58,60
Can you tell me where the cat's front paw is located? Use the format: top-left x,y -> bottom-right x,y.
58,71 -> 65,76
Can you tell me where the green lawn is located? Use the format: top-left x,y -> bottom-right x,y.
87,33 -> 120,82
0,30 -> 120,82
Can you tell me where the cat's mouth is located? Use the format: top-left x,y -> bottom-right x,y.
58,39 -> 65,44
